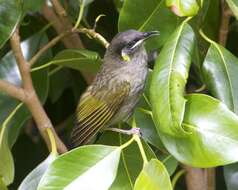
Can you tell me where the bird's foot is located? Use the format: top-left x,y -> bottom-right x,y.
104,127 -> 141,137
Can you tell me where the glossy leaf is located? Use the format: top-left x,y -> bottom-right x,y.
166,0 -> 202,16
150,21 -> 195,135
202,43 -> 238,114
97,130 -> 156,190
226,0 -> 238,20
134,159 -> 172,190
38,145 -> 121,190
52,49 -> 101,74
19,154 -> 57,190
224,163 -> 238,190
118,0 -> 180,49
160,94 -> 238,167
0,178 -> 7,190
0,0 -> 22,48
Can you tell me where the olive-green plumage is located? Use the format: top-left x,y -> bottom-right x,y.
71,30 -> 159,146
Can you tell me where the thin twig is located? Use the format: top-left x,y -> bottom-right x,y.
10,28 -> 67,154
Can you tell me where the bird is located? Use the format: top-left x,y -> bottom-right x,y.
71,29 -> 159,147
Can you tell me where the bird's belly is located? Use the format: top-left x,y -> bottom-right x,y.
108,67 -> 148,125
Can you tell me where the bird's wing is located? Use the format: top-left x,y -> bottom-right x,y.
71,81 -> 130,146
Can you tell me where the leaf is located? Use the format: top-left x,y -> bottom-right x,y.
118,0 -> 181,50
224,163 -> 238,190
160,94 -> 238,167
38,145 -> 121,190
51,49 -> 101,74
134,159 -> 172,190
0,0 -> 22,48
150,21 -> 195,135
0,177 -> 7,190
97,129 -> 156,190
19,154 -> 57,190
166,0 -> 202,16
226,0 -> 238,20
0,126 -> 14,185
202,43 -> 238,114
22,0 -> 45,13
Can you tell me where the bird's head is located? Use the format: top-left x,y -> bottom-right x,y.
106,30 -> 159,62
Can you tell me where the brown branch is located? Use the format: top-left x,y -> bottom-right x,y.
219,0 -> 232,46
204,168 -> 216,190
184,166 -> 207,190
10,28 -> 67,154
0,80 -> 25,101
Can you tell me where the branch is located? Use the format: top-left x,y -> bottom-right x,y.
10,28 -> 67,154
0,80 -> 25,102
183,166 -> 207,190
219,0 -> 232,46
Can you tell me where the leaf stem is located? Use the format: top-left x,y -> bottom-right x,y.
73,0 -> 85,30
46,128 -> 58,155
199,30 -> 215,45
120,136 -> 135,149
172,169 -> 186,188
134,135 -> 148,165
132,117 -> 148,165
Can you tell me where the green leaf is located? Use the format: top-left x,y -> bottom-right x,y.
51,49 -> 101,74
118,0 -> 181,49
226,0 -> 238,20
202,43 -> 238,114
0,177 -> 7,190
150,21 -> 195,135
97,130 -> 156,190
166,0 -> 202,16
0,126 -> 14,185
22,0 -> 45,13
224,163 -> 238,190
134,159 -> 172,190
38,145 -> 121,190
161,94 -> 238,167
19,154 -> 57,190
0,0 -> 22,48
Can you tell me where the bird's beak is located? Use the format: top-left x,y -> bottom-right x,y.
142,31 -> 160,40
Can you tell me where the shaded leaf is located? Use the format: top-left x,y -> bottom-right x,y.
52,49 -> 101,74
224,163 -> 238,190
38,145 -> 121,190
134,159 -> 172,190
19,154 -> 57,190
202,43 -> 238,114
0,0 -> 22,48
150,21 -> 195,135
118,0 -> 181,50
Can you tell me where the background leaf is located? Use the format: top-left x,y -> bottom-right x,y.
118,0 -> 181,50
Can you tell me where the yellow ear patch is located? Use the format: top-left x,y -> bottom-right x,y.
122,53 -> 131,62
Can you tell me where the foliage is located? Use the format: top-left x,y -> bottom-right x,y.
1,0 -> 238,190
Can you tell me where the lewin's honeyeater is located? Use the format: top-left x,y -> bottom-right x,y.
71,30 -> 159,146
